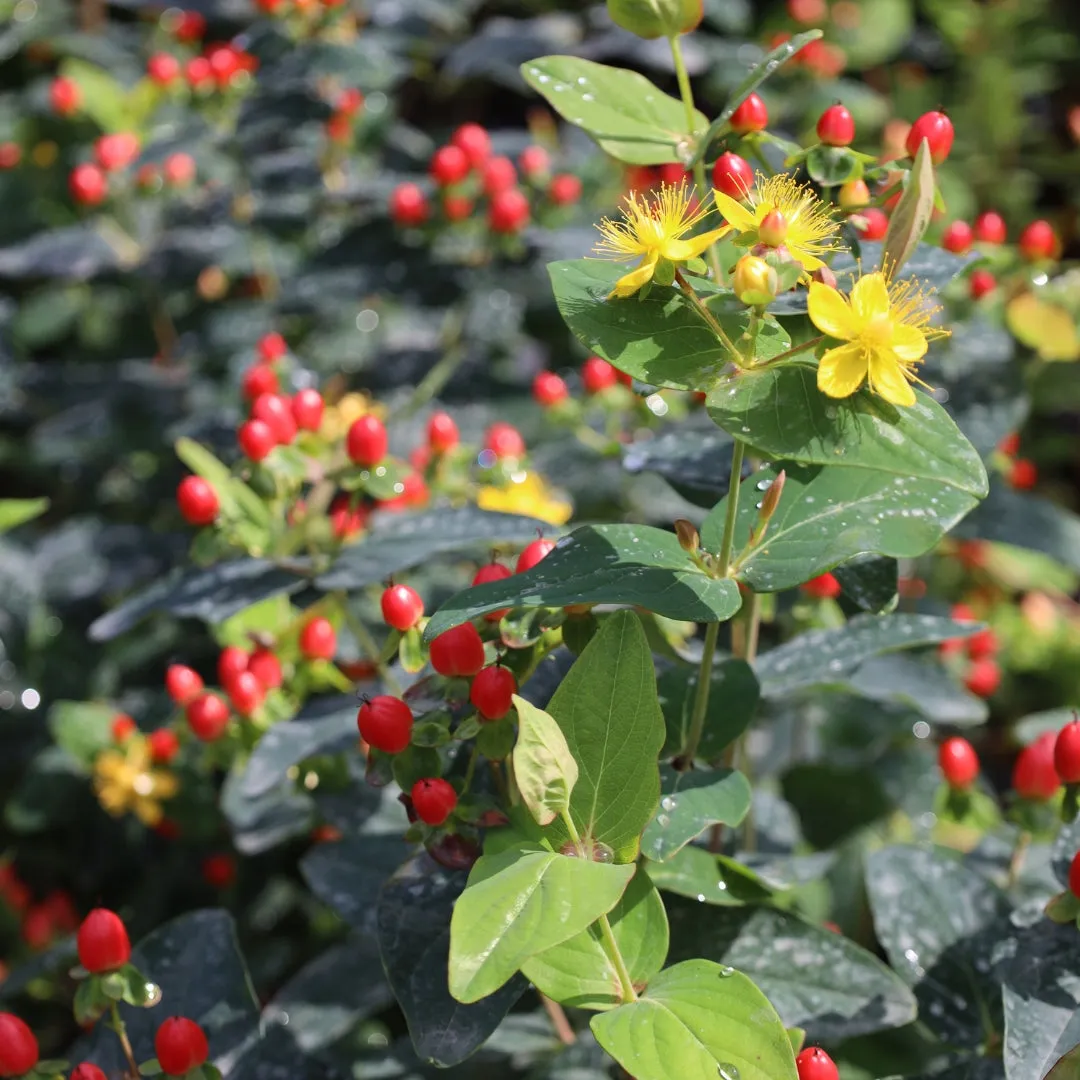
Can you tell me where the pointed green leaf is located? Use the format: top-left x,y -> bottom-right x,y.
511,695 -> 579,827
646,846 -> 776,905
659,657 -> 760,760
883,137 -> 936,275
448,844 -> 634,1003
590,959 -> 798,1080
641,767 -> 752,861
0,498 -> 48,534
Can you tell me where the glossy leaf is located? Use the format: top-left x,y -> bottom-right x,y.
424,525 -> 742,639
512,695 -> 578,827
641,767 -> 752,861
623,428 -> 744,508
646,845 -> 773,906
591,959 -> 798,1080
882,137 -> 935,275
833,555 -> 899,613
658,658 -> 760,759
840,654 -> 987,725
448,843 -> 635,1003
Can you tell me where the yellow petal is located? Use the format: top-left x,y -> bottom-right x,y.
890,323 -> 928,363
787,243 -> 824,271
608,251 -> 660,299
662,226 -> 732,263
868,349 -> 917,407
808,282 -> 857,341
133,798 -> 163,827
713,190 -> 756,231
851,273 -> 890,323
817,343 -> 867,398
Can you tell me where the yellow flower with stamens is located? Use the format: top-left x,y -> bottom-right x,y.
714,173 -> 839,271
93,739 -> 179,828
593,183 -> 731,299
808,271 -> 948,407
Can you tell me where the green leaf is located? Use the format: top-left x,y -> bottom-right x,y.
0,497 -> 48,534
522,868 -> 668,1010
781,762 -> 891,848
666,902 -> 918,1041
805,145 -> 861,186
48,701 -> 115,768
511,695 -> 579,827
641,767 -> 752,861
703,463 -> 978,593
839,654 -> 987,725
705,364 -> 988,497
623,428 -> 741,508
659,658 -> 760,759
424,526 -> 741,640
549,259 -> 791,392
520,57 -> 706,165
833,555 -> 898,613
57,59 -> 132,133
883,137 -> 935,275
590,959 -> 798,1080
754,613 -> 981,698
647,848 -> 777,905
175,437 -> 270,532
545,611 -> 667,862
1047,1046 -> 1080,1080
448,843 -> 635,1003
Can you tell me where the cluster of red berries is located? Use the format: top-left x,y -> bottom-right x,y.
0,864 -> 79,957
996,431 -> 1037,491
941,211 -> 1060,300
768,22 -> 846,80
531,355 -> 633,407
389,123 -> 581,234
324,87 -> 365,145
939,603 -> 1001,699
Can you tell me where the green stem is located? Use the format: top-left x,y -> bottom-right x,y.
679,620 -> 719,766
717,440 -> 747,576
760,335 -> 824,368
675,273 -> 743,366
109,1002 -> 141,1080
339,594 -> 404,697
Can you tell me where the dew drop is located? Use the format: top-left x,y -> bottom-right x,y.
755,477 -> 772,491
661,795 -> 677,812
718,965 -> 736,977
656,814 -> 670,828
718,1063 -> 741,1080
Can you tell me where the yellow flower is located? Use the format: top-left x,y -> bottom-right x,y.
319,392 -> 383,443
93,740 -> 179,828
808,271 -> 947,407
593,183 -> 731,298
713,173 -> 839,272
476,472 -> 572,526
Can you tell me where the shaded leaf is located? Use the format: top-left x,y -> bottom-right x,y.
834,556 -> 899,613
512,695 -> 578,827
883,138 -> 935,275
658,658 -> 761,760
641,767 -> 752,861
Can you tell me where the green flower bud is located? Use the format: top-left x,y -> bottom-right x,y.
606,0 -> 703,39
733,254 -> 778,307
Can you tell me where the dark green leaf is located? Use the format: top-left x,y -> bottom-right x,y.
806,145 -> 861,186
641,767 -> 752,861
48,701 -> 115,768
833,555 -> 899,613
840,655 -> 987,725
623,427 -> 742,509
659,658 -> 760,759
781,763 -> 891,847
221,771 -> 315,855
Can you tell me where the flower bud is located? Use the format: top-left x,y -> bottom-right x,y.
812,264 -> 837,289
733,254 -> 778,307
758,209 -> 788,248
838,178 -> 870,209
606,0 -> 703,39
674,518 -> 700,553
749,469 -> 785,546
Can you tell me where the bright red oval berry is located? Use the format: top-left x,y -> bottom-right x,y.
50,76 -> 82,115
856,207 -> 888,240
481,156 -> 517,196
801,572 -> 841,599
389,182 -> 430,227
381,584 -> 425,632
519,145 -> 550,178
299,617 -> 336,661
241,364 -> 279,400
905,111 -> 954,164
451,123 -> 491,168
517,537 -> 555,574
1013,731 -> 1061,801
411,778 -> 457,826
237,419 -> 276,462
788,0 -> 826,23
71,1064 -> 108,1080
148,728 -> 180,764
165,663 -> 203,705
1009,458 -> 1037,490
712,152 -> 754,199
1070,852 -> 1080,900
94,132 -> 140,172
77,909 -> 131,974
247,648 -> 283,690
488,188 -> 530,233
201,853 -> 236,889
973,211 -> 1007,245
816,104 -> 855,146
357,695 -> 413,754
582,356 -> 617,395
217,646 -> 249,686
346,415 -> 388,466
485,422 -> 525,460
942,221 -> 973,254
938,736 -> 979,789
112,714 -> 136,742
147,53 -> 181,85
185,56 -> 213,88
427,411 -> 459,454
257,331 -> 287,363
533,371 -> 569,407
429,622 -> 486,678
162,152 -> 195,186
226,670 -> 263,717
185,693 -> 230,741
0,1013 -> 38,1077
965,627 -> 997,661
176,476 -> 219,526
470,665 -> 517,721
1054,721 -> 1080,785
291,389 -> 325,432
473,562 -> 513,623
969,269 -> 996,300
155,1017 -> 209,1077
548,174 -> 582,205
174,11 -> 207,41
70,163 -> 108,206
430,145 -> 470,186
1018,219 -> 1057,261
730,92 -> 768,135
251,393 -> 297,445
795,1046 -> 839,1080
964,658 -> 1000,699
0,142 -> 20,170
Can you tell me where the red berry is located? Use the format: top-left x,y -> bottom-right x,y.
185,56 -> 213,88
0,142 -> 20,170
801,572 -> 841,599
905,111 -> 954,164
291,389 -> 325,432
330,494 -> 366,540
451,123 -> 491,168
582,356 -> 617,394
176,476 -> 219,526
155,1017 -> 209,1077
795,1046 -> 839,1080
482,157 -> 518,194
729,92 -> 768,135
251,392 -> 297,445
226,670 -> 263,717
533,371 -> 569,407
148,53 -> 181,85
1013,731 -> 1061,801
238,419 -> 276,461
173,10 -> 206,41
429,622 -> 486,678
185,693 -> 230,741
357,695 -> 413,754
427,411 -> 459,454
470,665 -> 517,720
217,646 -> 249,686
165,664 -> 203,705
162,152 -> 195,187
1054,721 -> 1080,784
712,152 -> 755,199
69,163 -> 108,206
346,415 -> 388,466
77,909 -> 130,974
816,104 -> 855,146
247,648 -> 282,690
969,269 -> 996,300
201,853 -> 236,889
442,194 -> 473,221
411,778 -> 457,826
49,77 -> 81,116
1018,219 -> 1057,261
241,364 -> 279,400
0,1013 -> 38,1077
856,207 -> 888,240
94,132 -> 140,172
147,728 -> 180,764
517,537 -> 555,574
71,1064 -> 108,1080
973,211 -> 1007,245
964,658 -> 1000,699
966,627 -> 998,661
473,562 -> 512,623
942,221 -> 973,254
485,422 -> 525,460
390,182 -> 430,227
1070,852 -> 1080,899
299,617 -> 336,660
337,88 -> 364,115
206,44 -> 241,87
519,145 -> 550,178
430,145 -> 471,186
999,432 -> 1021,457
488,188 -> 530,233
112,714 -> 136,742
787,0 -> 826,23
258,331 -> 287,363
548,174 -> 582,205
938,736 -> 979,789
381,584 -> 425,632
1009,458 -> 1037,490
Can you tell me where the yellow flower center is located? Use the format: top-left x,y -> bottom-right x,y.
861,314 -> 894,348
